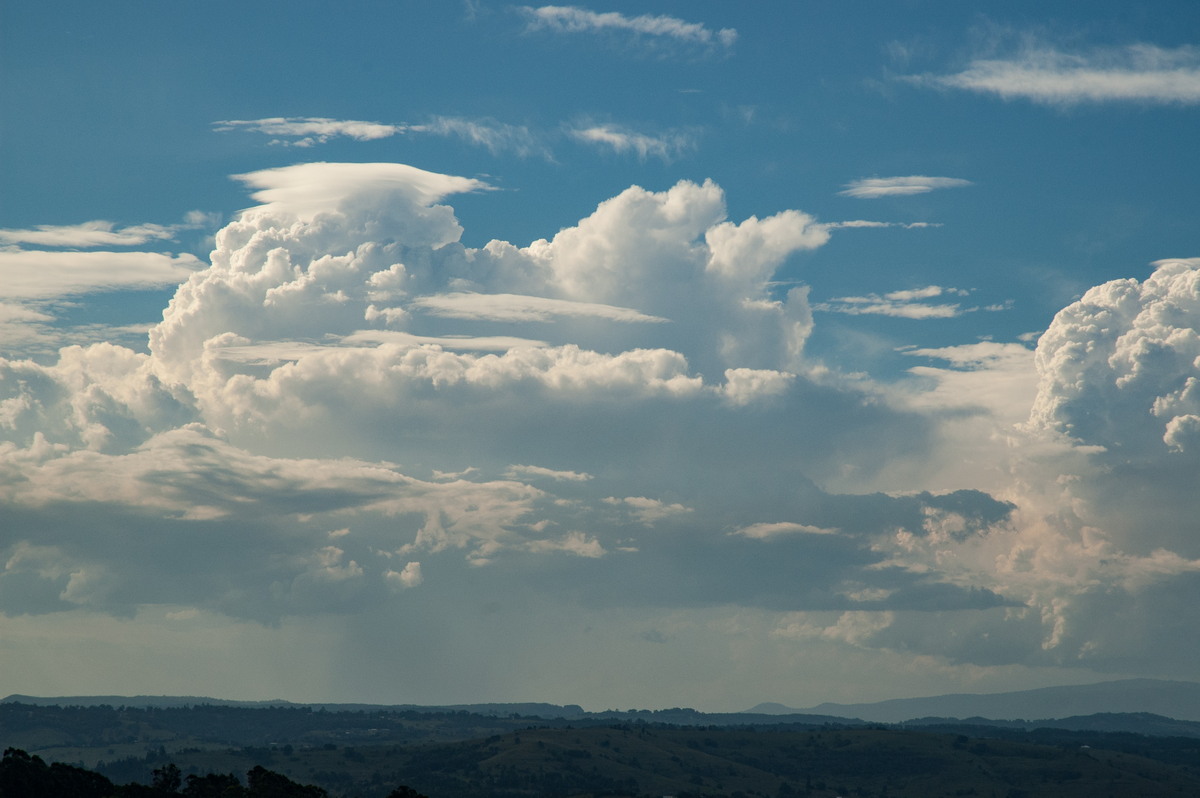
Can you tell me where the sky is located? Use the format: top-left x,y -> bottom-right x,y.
1,1 -> 1200,712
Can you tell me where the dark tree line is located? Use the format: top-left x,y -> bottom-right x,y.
0,748 -> 428,798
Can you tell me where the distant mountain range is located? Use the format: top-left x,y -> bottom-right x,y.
8,677 -> 1200,731
748,678 -> 1200,723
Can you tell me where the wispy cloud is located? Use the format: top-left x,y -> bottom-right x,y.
815,286 -> 982,319
519,5 -> 736,50
839,176 -> 972,199
915,43 -> 1200,106
568,123 -> 695,162
214,117 -> 405,147
409,116 -> 547,158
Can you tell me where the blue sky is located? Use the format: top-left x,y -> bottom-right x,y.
2,1 -> 1200,711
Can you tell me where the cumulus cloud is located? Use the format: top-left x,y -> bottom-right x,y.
1028,257 -> 1200,455
385,562 -> 423,589
568,124 -> 696,162
519,5 -> 736,50
839,176 -> 973,198
915,43 -> 1200,106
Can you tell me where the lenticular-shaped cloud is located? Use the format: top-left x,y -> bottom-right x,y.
735,522 -> 839,539
409,292 -> 668,323
839,176 -> 972,198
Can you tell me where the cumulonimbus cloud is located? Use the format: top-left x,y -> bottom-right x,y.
913,43 -> 1200,106
10,159 -> 1200,683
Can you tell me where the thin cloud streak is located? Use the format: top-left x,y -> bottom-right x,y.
0,250 -> 203,300
815,286 -> 988,319
915,43 -> 1200,106
409,116 -> 548,158
0,221 -> 180,248
214,117 -> 405,147
568,124 -> 696,162
519,5 -> 737,49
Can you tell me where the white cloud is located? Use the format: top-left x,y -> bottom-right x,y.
839,176 -> 973,198
214,117 -> 405,146
718,367 -> 795,406
0,221 -> 179,248
519,5 -> 736,50
524,531 -> 606,558
385,561 -> 423,589
734,522 -> 838,539
815,285 -> 984,319
1028,257 -> 1200,454
0,249 -> 203,300
603,496 -> 691,525
505,464 -> 593,482
823,220 -> 943,230
772,611 -> 895,647
408,292 -> 668,323
411,116 -> 547,158
5,158 -> 1110,684
568,124 -> 695,162
919,44 -> 1200,106
229,161 -> 489,223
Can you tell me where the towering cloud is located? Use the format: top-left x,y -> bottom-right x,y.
3,161 -> 1197,693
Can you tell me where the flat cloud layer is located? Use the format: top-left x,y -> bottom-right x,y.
3,161 -> 1200,703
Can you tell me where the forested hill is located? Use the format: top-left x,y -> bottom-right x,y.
3,723 -> 1200,798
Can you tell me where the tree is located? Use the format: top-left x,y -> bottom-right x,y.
152,763 -> 183,793
386,787 -> 430,798
245,765 -> 327,798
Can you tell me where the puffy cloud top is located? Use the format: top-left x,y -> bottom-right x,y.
1029,258 -> 1200,456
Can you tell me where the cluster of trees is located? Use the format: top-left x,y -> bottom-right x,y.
0,749 -> 428,798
